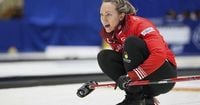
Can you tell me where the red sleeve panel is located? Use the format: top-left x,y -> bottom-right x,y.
128,20 -> 167,81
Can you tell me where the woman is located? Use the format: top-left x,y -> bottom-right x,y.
97,0 -> 177,105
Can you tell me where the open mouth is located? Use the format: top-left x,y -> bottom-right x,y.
104,24 -> 110,28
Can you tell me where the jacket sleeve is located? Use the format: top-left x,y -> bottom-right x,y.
128,22 -> 167,81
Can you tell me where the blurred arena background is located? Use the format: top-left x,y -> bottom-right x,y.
0,0 -> 200,89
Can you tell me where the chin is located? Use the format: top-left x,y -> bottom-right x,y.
105,29 -> 113,33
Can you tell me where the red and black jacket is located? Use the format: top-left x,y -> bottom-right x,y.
100,15 -> 177,81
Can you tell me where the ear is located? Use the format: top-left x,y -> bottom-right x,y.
119,13 -> 125,21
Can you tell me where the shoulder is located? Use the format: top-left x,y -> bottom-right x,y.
124,15 -> 158,36
123,15 -> 154,35
126,15 -> 154,26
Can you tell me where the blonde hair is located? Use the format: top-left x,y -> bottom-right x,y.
102,0 -> 137,15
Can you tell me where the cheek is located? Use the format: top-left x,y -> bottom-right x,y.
110,17 -> 120,27
100,18 -> 104,24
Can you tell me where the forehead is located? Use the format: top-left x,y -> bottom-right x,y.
100,2 -> 117,13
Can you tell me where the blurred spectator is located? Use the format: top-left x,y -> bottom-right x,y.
0,0 -> 4,4
0,0 -> 23,20
182,11 -> 191,20
194,9 -> 200,20
0,6 -> 23,19
163,9 -> 182,26
165,9 -> 177,20
177,10 -> 192,22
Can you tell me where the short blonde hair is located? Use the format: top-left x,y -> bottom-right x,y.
102,0 -> 136,15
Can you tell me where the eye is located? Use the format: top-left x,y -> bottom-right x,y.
105,13 -> 112,17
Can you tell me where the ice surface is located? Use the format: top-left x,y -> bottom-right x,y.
0,58 -> 199,105
0,81 -> 199,105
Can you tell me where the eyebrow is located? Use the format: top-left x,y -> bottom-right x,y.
100,11 -> 113,15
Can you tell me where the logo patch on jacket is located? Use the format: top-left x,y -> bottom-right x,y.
123,51 -> 131,63
141,27 -> 155,36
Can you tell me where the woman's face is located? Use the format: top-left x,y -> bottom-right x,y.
100,2 -> 124,33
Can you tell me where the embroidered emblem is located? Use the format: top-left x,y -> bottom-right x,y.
123,51 -> 131,63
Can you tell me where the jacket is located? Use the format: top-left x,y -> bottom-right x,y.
100,15 -> 177,81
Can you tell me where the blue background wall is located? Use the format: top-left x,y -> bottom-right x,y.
0,0 -> 200,54
131,0 -> 200,17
